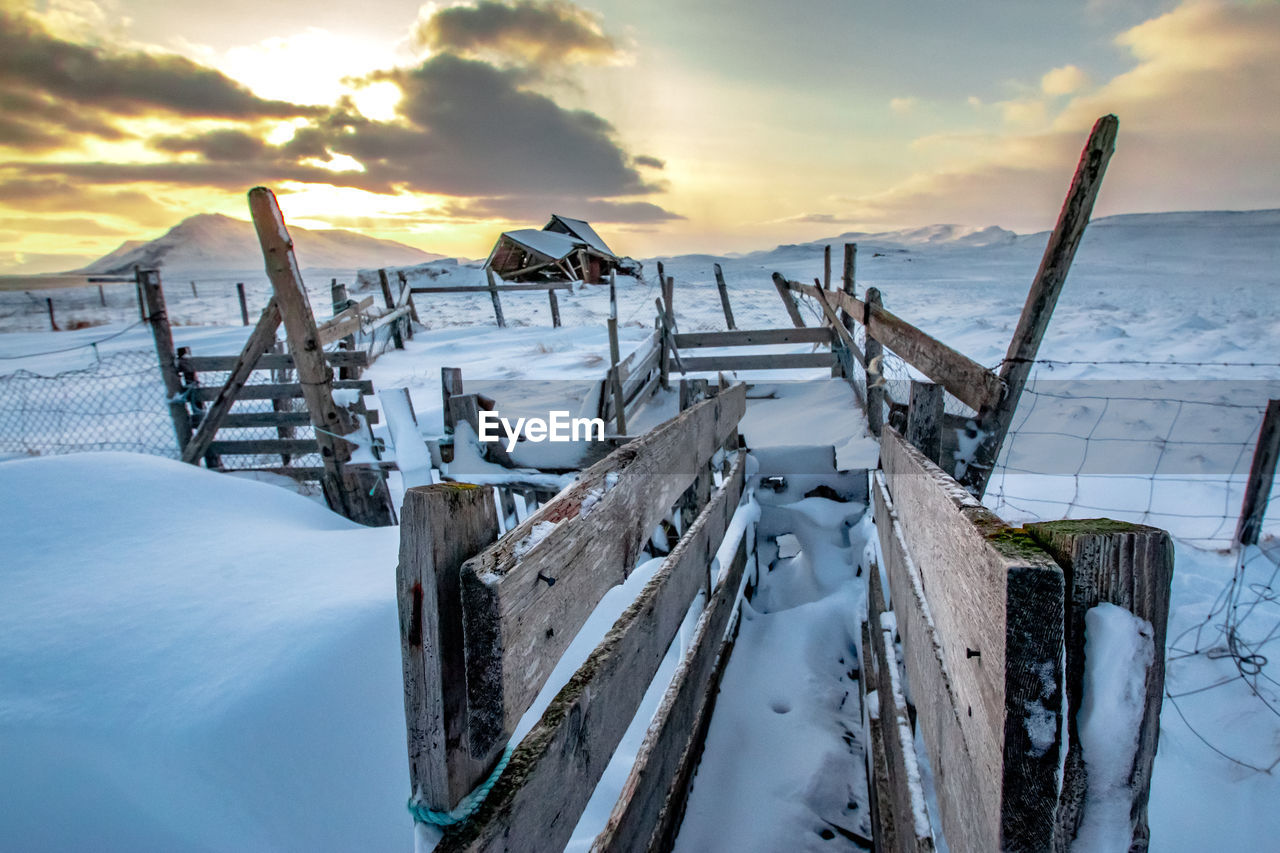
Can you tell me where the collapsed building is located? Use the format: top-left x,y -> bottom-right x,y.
485,215 -> 638,284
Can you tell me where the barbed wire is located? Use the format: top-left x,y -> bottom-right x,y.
0,320 -> 147,360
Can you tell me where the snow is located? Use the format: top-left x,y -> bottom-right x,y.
1075,604 -> 1155,852
501,228 -> 582,261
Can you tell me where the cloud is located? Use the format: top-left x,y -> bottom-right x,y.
889,97 -> 919,115
0,216 -> 128,236
633,155 -> 665,169
814,1 -> 1280,229
0,175 -> 177,225
411,0 -> 621,68
1041,65 -> 1091,96
445,195 -> 683,223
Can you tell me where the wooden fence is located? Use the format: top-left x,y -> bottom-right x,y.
397,384 -> 748,851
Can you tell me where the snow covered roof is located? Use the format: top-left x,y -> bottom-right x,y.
546,215 -> 615,257
501,228 -> 582,261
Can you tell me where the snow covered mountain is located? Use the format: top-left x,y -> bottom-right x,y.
76,213 -> 444,274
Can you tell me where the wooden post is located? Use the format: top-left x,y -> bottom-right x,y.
190,280 -> 198,298
657,313 -> 670,392
770,272 -> 807,328
247,186 -> 394,526
548,287 -> 561,328
484,267 -> 506,328
713,263 -> 736,330
441,367 -> 464,432
823,244 -> 831,289
377,268 -> 405,350
608,273 -> 627,435
330,281 -> 360,379
662,274 -> 674,329
841,243 -> 856,328
137,269 -> 192,454
1236,399 -> 1280,546
398,271 -> 420,336
135,277 -> 146,322
906,380 -> 944,464
961,115 -> 1119,496
398,483 -> 503,812
864,287 -> 884,437
1026,520 -> 1174,852
97,284 -> 106,307
45,298 -> 57,331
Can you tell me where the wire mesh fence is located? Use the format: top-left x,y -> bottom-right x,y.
0,348 -> 177,459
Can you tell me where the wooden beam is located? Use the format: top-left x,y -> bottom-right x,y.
190,379 -> 372,403
713,263 -> 736,330
770,271 -> 807,328
865,287 -> 885,437
1026,520 -> 1174,851
236,282 -> 250,326
878,429 -> 1064,852
442,367 -> 464,432
607,275 -> 627,435
410,282 -> 573,294
400,484 -> 504,813
675,327 -> 832,348
137,269 -> 193,455
440,453 -> 746,853
181,298 -> 282,464
377,268 -> 405,350
184,351 -> 368,372
1235,399 -> 1280,546
484,267 -> 506,328
248,186 -> 393,526
841,242 -> 857,320
823,244 -> 831,289
220,410 -> 316,428
962,115 -> 1119,496
456,387 -> 746,761
808,285 -> 867,368
906,380 -> 944,465
679,352 -> 835,372
547,288 -> 561,327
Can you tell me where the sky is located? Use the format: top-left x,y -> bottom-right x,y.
1,0 -> 1278,271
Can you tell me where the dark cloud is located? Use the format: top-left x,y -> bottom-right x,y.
0,88 -> 128,151
4,159 -> 393,193
632,155 -> 665,169
446,195 -> 683,224
0,10 -> 317,122
412,0 -> 619,67
0,175 -> 179,225
0,216 -> 128,236
152,128 -> 269,161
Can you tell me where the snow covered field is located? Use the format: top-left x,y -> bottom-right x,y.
2,210 -> 1279,850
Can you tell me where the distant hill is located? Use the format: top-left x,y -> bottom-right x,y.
77,214 -> 444,274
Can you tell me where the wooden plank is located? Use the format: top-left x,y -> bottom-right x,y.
865,287 -> 885,437
410,282 -> 573,294
400,485 -> 504,812
866,542 -> 936,853
1235,399 -> 1280,546
906,381 -> 944,464
592,535 -> 749,853
190,379 -> 372,402
248,186 -> 393,526
770,272 -> 807,328
674,327 -> 832,348
441,453 -> 746,853
184,351 -> 368,372
137,270 -> 194,454
221,410 -> 315,428
962,115 -> 1119,496
861,617 -> 898,853
713,263 -> 736,330
206,438 -> 321,456
879,428 -> 1064,852
802,284 -> 867,369
1026,520 -> 1174,852
548,288 -> 561,327
316,295 -> 374,348
456,386 -> 747,760
679,352 -> 835,372
790,281 -> 1003,414
181,298 -> 283,464
607,274 -> 627,434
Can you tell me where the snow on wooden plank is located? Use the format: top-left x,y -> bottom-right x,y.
184,351 -> 368,371
456,385 -> 746,762
440,452 -> 747,853
878,428 -> 1064,853
674,328 -> 833,348
190,379 -> 372,402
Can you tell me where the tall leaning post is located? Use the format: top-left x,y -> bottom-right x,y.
864,286 -> 885,436
962,115 -> 1119,497
247,186 -> 394,526
1026,520 -> 1174,852
1236,398 -> 1280,547
138,268 -> 193,455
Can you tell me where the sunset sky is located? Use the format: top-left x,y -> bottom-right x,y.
2,0 -> 1278,272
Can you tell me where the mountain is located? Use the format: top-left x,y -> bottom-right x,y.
77,214 -> 444,274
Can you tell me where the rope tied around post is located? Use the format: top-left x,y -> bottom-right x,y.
407,744 -> 514,827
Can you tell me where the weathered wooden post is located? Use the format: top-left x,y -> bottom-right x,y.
397,271 -> 420,338
1026,520 -> 1174,852
441,367 -> 464,432
864,287 -> 884,436
770,272 -> 807,328
137,269 -> 192,455
398,483 -> 503,814
607,272 -> 627,435
330,280 -> 358,380
840,243 -> 856,329
97,284 -> 106,307
190,280 -> 198,298
247,186 -> 394,526
547,287 -> 561,327
906,380 -> 944,464
961,115 -> 1119,496
823,244 -> 831,289
484,267 -> 506,328
713,263 -> 736,330
236,282 -> 250,326
1236,399 -> 1280,547
45,298 -> 57,331
378,268 -> 405,349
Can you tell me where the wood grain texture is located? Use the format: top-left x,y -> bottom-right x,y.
1236,399 -> 1280,546
906,381 -> 944,465
674,327 -> 832,348
770,272 -> 807,328
713,263 -> 736,330
138,270 -> 193,454
879,428 -> 1063,852
1026,520 -> 1174,852
441,453 -> 746,853
458,385 -> 747,757
861,617 -> 898,853
679,352 -> 835,372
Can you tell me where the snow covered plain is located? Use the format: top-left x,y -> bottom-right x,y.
1,210 -> 1279,851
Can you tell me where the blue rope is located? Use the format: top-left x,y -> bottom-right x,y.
407,745 -> 514,827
